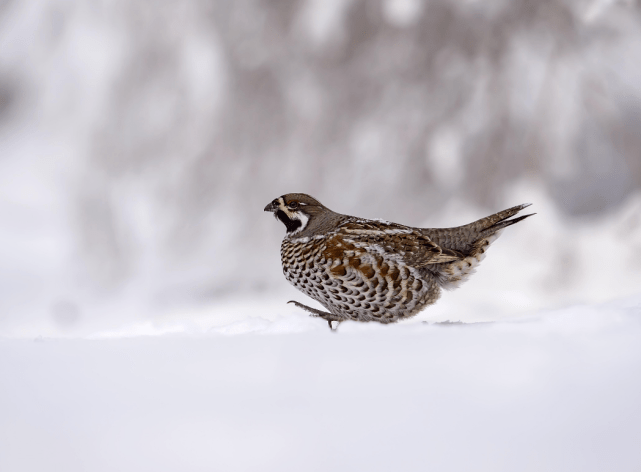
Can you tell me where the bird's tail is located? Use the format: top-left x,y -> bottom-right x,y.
424,204 -> 535,290
470,203 -> 535,241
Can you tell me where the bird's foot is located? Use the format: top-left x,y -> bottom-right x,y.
287,301 -> 342,331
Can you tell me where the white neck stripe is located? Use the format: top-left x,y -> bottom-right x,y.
288,212 -> 309,236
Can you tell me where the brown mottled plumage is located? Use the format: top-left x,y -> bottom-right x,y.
264,194 -> 534,329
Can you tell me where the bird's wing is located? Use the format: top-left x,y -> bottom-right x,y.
334,219 -> 463,267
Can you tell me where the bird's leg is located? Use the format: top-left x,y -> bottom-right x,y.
327,320 -> 342,330
287,301 -> 342,331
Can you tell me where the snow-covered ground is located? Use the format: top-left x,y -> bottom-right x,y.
2,294 -> 640,472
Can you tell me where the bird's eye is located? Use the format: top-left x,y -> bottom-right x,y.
288,202 -> 299,209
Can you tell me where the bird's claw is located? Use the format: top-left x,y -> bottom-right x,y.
288,300 -> 342,331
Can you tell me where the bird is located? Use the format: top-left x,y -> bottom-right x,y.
264,193 -> 534,330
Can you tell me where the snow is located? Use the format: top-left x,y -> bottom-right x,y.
1,295 -> 640,472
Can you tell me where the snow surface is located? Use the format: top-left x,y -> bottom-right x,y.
1,295 -> 640,472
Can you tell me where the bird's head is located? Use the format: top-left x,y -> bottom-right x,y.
264,193 -> 329,236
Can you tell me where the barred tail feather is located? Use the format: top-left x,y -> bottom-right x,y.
436,231 -> 501,290
427,204 -> 535,290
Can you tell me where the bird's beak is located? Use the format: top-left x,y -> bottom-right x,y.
264,202 -> 277,212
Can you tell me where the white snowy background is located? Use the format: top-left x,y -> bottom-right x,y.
1,0 -> 641,471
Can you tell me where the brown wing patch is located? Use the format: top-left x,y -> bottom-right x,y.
339,221 -> 461,267
323,234 -> 356,259
323,233 -> 381,281
360,264 -> 375,279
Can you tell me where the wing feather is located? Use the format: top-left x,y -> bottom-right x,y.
337,220 -> 462,267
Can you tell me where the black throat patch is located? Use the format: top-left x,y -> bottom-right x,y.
276,210 -> 302,233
